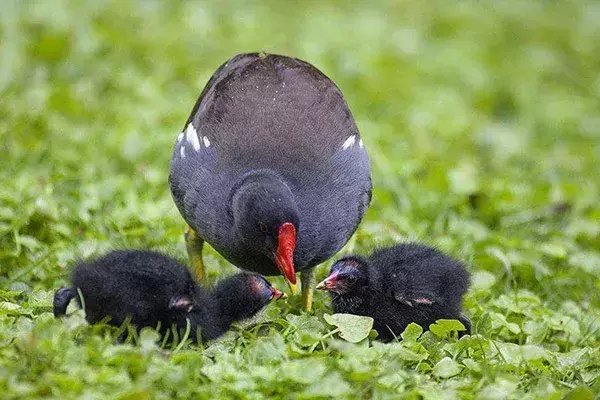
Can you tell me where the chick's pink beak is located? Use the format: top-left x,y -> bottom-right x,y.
270,286 -> 287,300
316,272 -> 339,291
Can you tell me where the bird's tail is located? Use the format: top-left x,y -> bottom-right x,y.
53,287 -> 75,317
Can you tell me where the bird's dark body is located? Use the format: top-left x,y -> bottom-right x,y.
53,250 -> 274,342
328,244 -> 470,341
169,53 -> 371,276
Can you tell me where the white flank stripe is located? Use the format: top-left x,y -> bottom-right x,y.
185,123 -> 201,151
177,132 -> 184,143
180,146 -> 186,158
203,136 -> 210,147
342,135 -> 356,150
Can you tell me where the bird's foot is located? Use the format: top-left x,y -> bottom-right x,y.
185,225 -> 206,282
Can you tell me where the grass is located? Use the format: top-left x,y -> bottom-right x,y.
1,0 -> 599,398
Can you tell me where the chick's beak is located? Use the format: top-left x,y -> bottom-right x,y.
316,272 -> 338,291
274,222 -> 297,294
270,286 -> 288,300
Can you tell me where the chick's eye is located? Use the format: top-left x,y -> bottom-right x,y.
259,223 -> 267,233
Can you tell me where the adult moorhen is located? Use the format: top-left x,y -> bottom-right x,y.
169,53 -> 371,310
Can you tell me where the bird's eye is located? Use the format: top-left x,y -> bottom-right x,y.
259,223 -> 267,233
347,275 -> 357,284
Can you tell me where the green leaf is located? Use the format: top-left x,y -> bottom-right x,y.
288,314 -> 325,346
568,252 -> 600,274
522,320 -> 548,345
489,312 -> 521,334
401,323 -> 423,342
447,162 -> 479,194
247,335 -> 287,363
0,301 -> 32,317
323,313 -> 374,343
471,270 -> 497,291
563,386 -> 595,400
393,345 -> 430,362
546,313 -> 581,337
429,319 -> 467,338
280,359 -> 327,384
477,379 -> 519,400
138,328 -> 160,352
286,314 -> 325,332
495,342 -> 548,364
0,301 -> 22,312
0,289 -> 24,301
17,235 -> 42,250
433,357 -> 461,378
462,359 -> 482,373
117,390 -> 150,400
540,243 -> 567,259
556,348 -> 589,369
303,372 -> 352,397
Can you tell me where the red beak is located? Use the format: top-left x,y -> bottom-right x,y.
274,222 -> 297,290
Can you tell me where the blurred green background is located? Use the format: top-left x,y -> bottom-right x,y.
1,1 -> 599,398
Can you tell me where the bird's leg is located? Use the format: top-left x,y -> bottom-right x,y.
184,225 -> 205,281
301,269 -> 315,312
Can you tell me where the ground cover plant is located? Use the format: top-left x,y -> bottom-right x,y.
1,0 -> 599,398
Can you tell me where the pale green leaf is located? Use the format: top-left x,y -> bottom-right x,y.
323,313 -> 374,343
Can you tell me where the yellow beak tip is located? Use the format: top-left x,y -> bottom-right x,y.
288,282 -> 298,295
315,279 -> 328,290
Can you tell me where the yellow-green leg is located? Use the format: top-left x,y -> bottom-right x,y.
301,268 -> 315,312
184,225 -> 205,281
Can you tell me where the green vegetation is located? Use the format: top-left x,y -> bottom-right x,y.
1,0 -> 599,398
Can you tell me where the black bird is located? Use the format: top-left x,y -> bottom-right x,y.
169,53 -> 372,310
53,250 -> 286,342
316,243 -> 470,341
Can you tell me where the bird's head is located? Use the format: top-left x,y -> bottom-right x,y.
316,257 -> 368,294
169,274 -> 286,326
246,273 -> 288,311
213,272 -> 287,323
230,174 -> 300,293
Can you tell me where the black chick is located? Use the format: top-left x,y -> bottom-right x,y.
53,250 -> 285,342
316,243 -> 470,341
